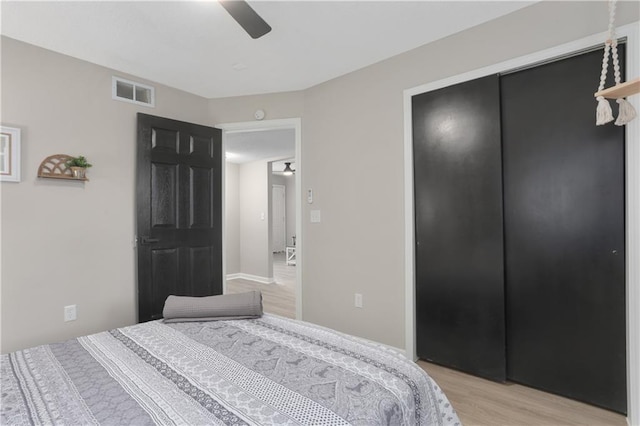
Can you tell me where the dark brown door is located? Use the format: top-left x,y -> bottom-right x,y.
413,75 -> 507,382
501,48 -> 626,413
136,113 -> 223,322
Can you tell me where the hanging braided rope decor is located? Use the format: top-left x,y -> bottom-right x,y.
595,0 -> 638,126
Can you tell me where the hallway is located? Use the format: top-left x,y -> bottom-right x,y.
226,252 -> 295,318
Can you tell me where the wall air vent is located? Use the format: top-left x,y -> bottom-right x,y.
112,76 -> 155,107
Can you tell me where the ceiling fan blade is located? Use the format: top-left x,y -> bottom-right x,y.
219,0 -> 272,39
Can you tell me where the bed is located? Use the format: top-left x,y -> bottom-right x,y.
1,313 -> 460,425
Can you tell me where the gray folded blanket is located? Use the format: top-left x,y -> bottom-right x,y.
162,291 -> 263,323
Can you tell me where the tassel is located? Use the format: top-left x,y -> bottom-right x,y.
615,97 -> 637,126
596,96 -> 614,125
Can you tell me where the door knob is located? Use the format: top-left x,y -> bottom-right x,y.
140,236 -> 160,245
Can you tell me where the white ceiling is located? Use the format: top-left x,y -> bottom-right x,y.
1,1 -> 535,99
225,128 -> 295,164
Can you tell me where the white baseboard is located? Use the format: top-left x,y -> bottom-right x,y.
226,273 -> 275,284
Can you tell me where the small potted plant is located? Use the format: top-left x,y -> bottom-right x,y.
66,155 -> 92,179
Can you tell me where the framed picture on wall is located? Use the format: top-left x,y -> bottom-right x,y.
1,126 -> 21,182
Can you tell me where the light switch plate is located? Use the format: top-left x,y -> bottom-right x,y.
355,293 -> 363,308
64,305 -> 77,322
310,210 -> 321,223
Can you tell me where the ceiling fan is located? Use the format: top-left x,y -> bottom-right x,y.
219,0 -> 272,39
282,162 -> 295,176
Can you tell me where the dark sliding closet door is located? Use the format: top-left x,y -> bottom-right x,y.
413,75 -> 506,381
502,48 -> 626,413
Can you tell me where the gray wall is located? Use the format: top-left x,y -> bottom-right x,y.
272,173 -> 296,247
2,1 -> 639,354
210,1 -> 640,349
227,160 -> 286,281
0,37 -> 211,353
238,160 -> 272,280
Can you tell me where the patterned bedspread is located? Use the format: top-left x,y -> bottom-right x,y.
1,314 -> 460,425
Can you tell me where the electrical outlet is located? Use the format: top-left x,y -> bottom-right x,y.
355,293 -> 363,308
64,305 -> 77,322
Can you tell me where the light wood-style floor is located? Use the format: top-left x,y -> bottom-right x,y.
420,361 -> 626,426
226,256 -> 626,425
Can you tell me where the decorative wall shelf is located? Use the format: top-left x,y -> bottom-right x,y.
37,154 -> 89,181
594,78 -> 640,99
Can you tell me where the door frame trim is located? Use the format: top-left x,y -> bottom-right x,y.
403,22 -> 639,423
217,118 -> 303,320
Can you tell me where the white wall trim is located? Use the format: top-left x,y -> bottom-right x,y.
623,22 -> 640,426
218,118 -> 303,321
219,118 -> 301,133
226,273 -> 275,284
403,22 -> 639,424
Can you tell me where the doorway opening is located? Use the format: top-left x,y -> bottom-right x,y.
219,118 -> 302,320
